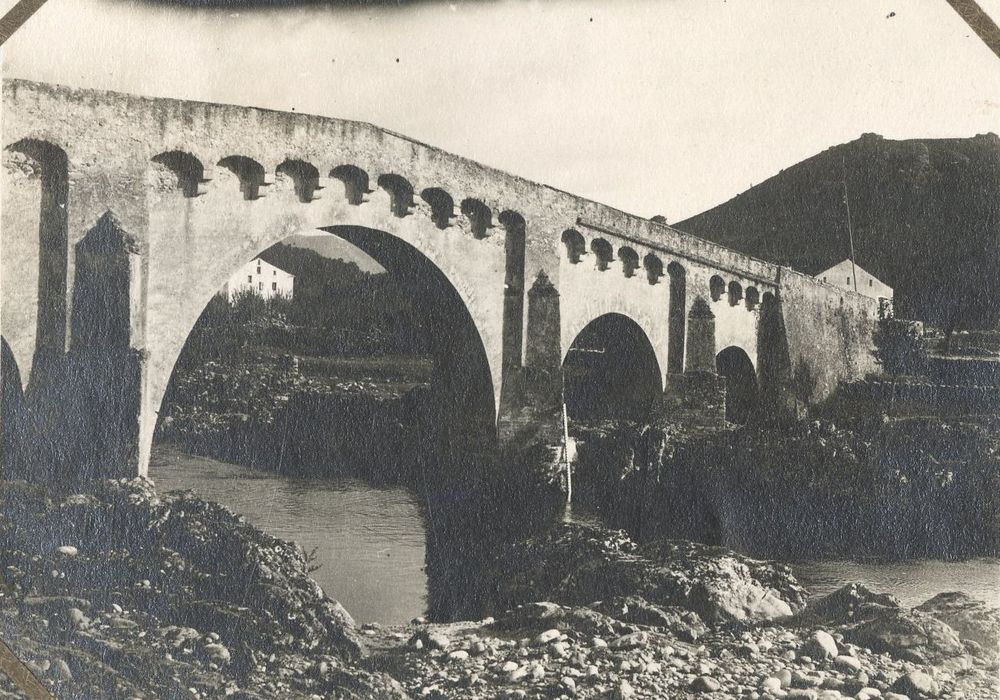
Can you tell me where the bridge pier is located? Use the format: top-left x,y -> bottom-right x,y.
498,271 -> 565,465
2,211 -> 149,483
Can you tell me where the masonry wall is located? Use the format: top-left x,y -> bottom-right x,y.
2,79 -> 888,478
779,269 -> 881,404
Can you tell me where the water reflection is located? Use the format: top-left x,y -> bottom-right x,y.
150,445 -> 428,624
792,558 -> 1000,608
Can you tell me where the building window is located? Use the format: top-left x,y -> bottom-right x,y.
822,276 -> 827,282
847,277 -> 850,285
258,282 -> 262,291
272,282 -> 277,291
273,270 -> 276,276
869,279 -> 873,287
257,265 -> 261,274
247,275 -> 252,283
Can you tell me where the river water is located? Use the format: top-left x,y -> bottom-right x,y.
150,445 -> 1000,624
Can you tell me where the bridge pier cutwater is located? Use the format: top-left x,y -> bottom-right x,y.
1,80 -> 884,483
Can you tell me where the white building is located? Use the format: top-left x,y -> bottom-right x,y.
815,259 -> 892,300
222,257 -> 294,301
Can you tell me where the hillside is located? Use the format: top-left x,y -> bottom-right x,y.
676,133 -> 1000,329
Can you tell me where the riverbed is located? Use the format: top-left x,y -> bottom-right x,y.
150,445 -> 1000,624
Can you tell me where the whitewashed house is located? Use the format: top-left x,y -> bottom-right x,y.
222,257 -> 294,301
815,259 -> 892,301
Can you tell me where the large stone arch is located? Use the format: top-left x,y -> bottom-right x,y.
562,312 -> 663,421
148,224 -> 498,473
139,151 -> 520,474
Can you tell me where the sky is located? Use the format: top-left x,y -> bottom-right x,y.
4,0 -> 999,227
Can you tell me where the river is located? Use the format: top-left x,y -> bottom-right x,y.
150,445 -> 1000,624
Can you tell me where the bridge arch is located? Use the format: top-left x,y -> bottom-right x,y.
276,159 -> 321,203
561,229 -> 586,264
218,155 -> 267,200
421,188 -> 454,229
643,253 -> 663,285
667,261 -> 687,374
590,238 -> 613,271
152,151 -> 204,198
563,313 -> 662,421
460,198 -> 493,239
331,165 -> 370,205
710,274 -> 726,302
618,246 -> 639,278
152,225 -> 498,467
716,345 -> 758,425
3,138 -> 69,393
727,280 -> 743,306
378,174 -> 416,217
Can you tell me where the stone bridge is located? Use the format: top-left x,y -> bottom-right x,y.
0,80 -> 884,480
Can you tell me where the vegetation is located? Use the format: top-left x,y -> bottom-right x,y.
571,416 -> 1000,560
179,242 -> 429,371
872,319 -> 929,376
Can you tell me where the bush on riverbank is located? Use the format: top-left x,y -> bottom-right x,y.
572,415 -> 1000,560
158,353 -> 430,481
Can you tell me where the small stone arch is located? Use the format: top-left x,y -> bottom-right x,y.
590,238 -> 613,271
716,345 -> 758,425
330,165 -> 370,205
499,211 -> 527,369
728,280 -> 743,306
745,287 -> 760,311
643,253 -> 663,284
685,296 -> 716,372
6,139 -> 70,387
710,275 -> 726,302
667,261 -> 687,374
460,198 -> 493,239
561,229 -> 586,264
618,246 -> 639,278
563,313 -> 662,421
421,188 -> 455,229
377,174 -> 415,218
218,155 -> 267,200
151,150 -> 204,198
276,159 -> 320,203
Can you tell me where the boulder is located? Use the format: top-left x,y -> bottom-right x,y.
803,630 -> 838,659
491,523 -> 805,626
803,583 -> 902,624
689,676 -> 721,693
845,609 -> 966,665
891,670 -> 940,698
915,591 -> 999,659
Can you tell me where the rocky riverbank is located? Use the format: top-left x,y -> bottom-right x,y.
0,476 -> 997,699
571,415 -> 1000,560
157,353 -> 431,483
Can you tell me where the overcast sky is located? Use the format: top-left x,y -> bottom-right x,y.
4,0 -> 999,224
